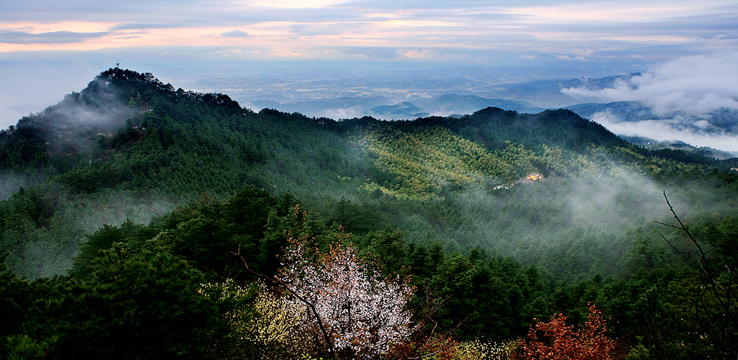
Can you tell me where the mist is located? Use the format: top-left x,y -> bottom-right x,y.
0,74 -> 173,279
0,172 -> 41,200
12,193 -> 178,280
6,77 -> 139,159
429,165 -> 686,275
0,57 -> 105,130
562,52 -> 738,116
592,110 -> 738,153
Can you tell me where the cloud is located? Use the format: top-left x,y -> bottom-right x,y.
110,23 -> 178,31
0,0 -> 736,68
289,24 -> 309,34
562,51 -> 738,115
317,107 -> 364,119
287,22 -> 358,36
399,48 -> 436,59
8,104 -> 43,115
592,110 -> 738,152
0,30 -> 109,44
0,58 -> 103,130
221,29 -> 249,37
341,47 -> 400,59
269,48 -> 306,57
241,0 -> 347,9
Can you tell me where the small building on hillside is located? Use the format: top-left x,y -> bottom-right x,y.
521,173 -> 543,184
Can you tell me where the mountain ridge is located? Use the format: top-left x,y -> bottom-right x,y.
1,68 -> 736,280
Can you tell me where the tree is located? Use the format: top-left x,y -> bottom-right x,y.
200,279 -> 297,360
0,252 -> 34,341
234,228 -> 415,359
519,303 -> 616,360
26,245 -> 232,359
281,236 -> 415,359
655,192 -> 738,358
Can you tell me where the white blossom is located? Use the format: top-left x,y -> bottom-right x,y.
277,241 -> 414,359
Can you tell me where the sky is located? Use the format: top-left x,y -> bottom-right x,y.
2,0 -> 738,146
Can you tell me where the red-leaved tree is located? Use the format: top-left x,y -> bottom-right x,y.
519,303 -> 616,360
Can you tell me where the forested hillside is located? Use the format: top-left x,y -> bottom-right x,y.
1,68 -> 736,359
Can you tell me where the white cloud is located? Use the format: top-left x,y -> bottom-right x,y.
592,110 -> 738,152
399,48 -> 436,59
562,51 -> 738,115
317,107 -> 363,119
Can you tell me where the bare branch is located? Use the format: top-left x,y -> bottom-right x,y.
662,191 -> 708,263
230,242 -> 337,359
658,232 -> 692,262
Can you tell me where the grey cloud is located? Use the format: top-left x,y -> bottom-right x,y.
110,23 -> 179,31
397,7 -> 525,22
666,14 -> 738,31
288,23 -> 360,36
483,8 -> 738,45
0,1 -> 160,22
289,24 -> 308,34
343,0 -> 533,11
340,47 -> 401,59
0,0 -> 364,25
221,30 -> 249,37
1,0 -> 734,61
0,30 -> 109,44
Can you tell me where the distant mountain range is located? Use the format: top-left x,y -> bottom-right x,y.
235,72 -> 738,158
363,95 -> 545,119
242,94 -> 544,120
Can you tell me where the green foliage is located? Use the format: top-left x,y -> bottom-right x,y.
24,245 -> 232,359
624,337 -> 650,360
70,219 -> 144,277
1,68 -> 737,358
3,67 -> 735,280
4,334 -> 57,360
227,280 -> 303,359
0,252 -> 33,341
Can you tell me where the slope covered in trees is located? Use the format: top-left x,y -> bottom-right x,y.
0,68 -> 737,358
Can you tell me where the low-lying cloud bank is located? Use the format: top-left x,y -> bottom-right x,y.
563,52 -> 738,154
592,111 -> 738,153
563,51 -> 738,116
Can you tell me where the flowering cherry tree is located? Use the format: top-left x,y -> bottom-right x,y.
275,236 -> 415,359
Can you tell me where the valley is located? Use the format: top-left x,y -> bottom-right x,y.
0,68 -> 736,359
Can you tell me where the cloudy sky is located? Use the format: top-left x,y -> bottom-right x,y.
2,0 -> 738,131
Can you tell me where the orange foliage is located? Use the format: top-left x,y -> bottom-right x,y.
519,303 -> 616,360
